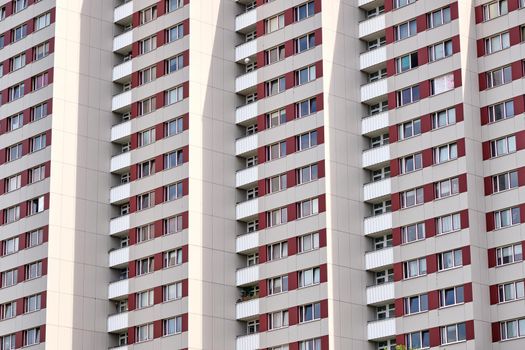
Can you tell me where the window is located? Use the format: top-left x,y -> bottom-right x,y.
493,171 -> 518,193
26,261 -> 42,280
436,213 -> 461,235
401,187 -> 424,208
368,68 -> 386,82
0,35 -> 4,49
490,135 -> 516,157
487,66 -> 512,88
429,40 -> 453,62
23,327 -> 40,346
163,316 -> 183,335
367,36 -> 385,51
435,177 -> 459,199
167,54 -> 184,74
140,5 -> 157,24
370,134 -> 389,148
499,281 -> 525,303
139,36 -> 157,55
28,196 -> 45,215
136,323 -> 153,342
496,244 -> 523,266
438,249 -> 463,270
137,191 -> 155,210
296,97 -> 317,118
372,167 -> 390,182
32,71 -> 49,90
403,257 -> 427,279
138,96 -> 156,115
299,338 -> 321,350
165,117 -> 184,137
167,23 -> 184,42
27,229 -> 43,248
485,31 -> 510,55
396,85 -> 420,106
163,249 -> 183,268
377,340 -> 396,350
266,45 -> 285,65
297,198 -> 319,218
167,0 -> 183,12
296,65 -> 316,85
396,52 -> 418,73
268,310 -> 289,330
296,33 -> 315,53
299,302 -> 321,323
267,174 -> 287,193
399,153 -> 422,174
35,12 -> 51,31
32,102 -> 48,121
298,164 -> 318,184
483,0 -> 508,21
295,1 -> 315,21
299,232 -> 319,253
137,257 -> 154,275
427,6 -> 451,29
1,269 -> 17,287
7,113 -> 23,131
14,0 -> 27,12
1,334 -> 15,350
395,19 -> 417,41
398,119 -> 421,140
136,289 -> 154,309
13,24 -> 27,42
3,236 -> 19,255
268,275 -> 288,295
138,159 -> 155,178
404,294 -> 428,315
11,53 -> 26,71
1,301 -> 16,320
4,206 -> 20,224
0,7 -> 4,21
34,42 -> 50,60
138,66 -> 156,85
434,142 -> 458,164
138,128 -> 155,147
430,73 -> 454,95
489,99 -> 514,123
31,133 -> 47,152
267,207 -> 288,227
165,149 -> 184,169
136,224 -> 154,243
265,14 -> 284,33
374,235 -> 392,250
266,141 -> 286,161
5,174 -> 21,193
266,76 -> 286,96
166,86 -> 183,105
373,201 -> 391,216
432,107 -> 456,129
266,109 -> 286,128
441,323 -> 466,344
405,330 -> 430,349
440,285 -> 464,307
402,222 -> 425,244
164,215 -> 183,235
299,267 -> 320,287
376,269 -> 394,284
297,130 -> 318,151
163,282 -> 183,301
394,0 -> 416,9
495,207 -> 521,229
9,82 -> 24,101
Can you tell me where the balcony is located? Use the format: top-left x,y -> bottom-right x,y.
362,111 -> 389,136
114,1 -> 133,23
236,71 -> 257,93
236,102 -> 258,124
360,46 -> 387,71
110,152 -> 131,173
358,0 -> 378,6
236,134 -> 258,156
107,312 -> 129,332
363,178 -> 391,202
366,282 -> 395,305
237,333 -> 260,350
236,9 -> 257,33
362,144 -> 390,168
359,14 -> 386,39
365,247 -> 394,271
109,346 -> 128,350
109,247 -> 130,268
110,183 -> 130,204
110,214 -> 130,235
236,166 -> 258,188
113,30 -> 133,53
236,232 -> 259,254
236,298 -> 260,320
235,40 -> 257,62
108,279 -> 129,299
236,198 -> 258,220
236,265 -> 259,286
113,60 -> 132,82
367,318 -> 396,340
111,120 -> 131,142
112,90 -> 132,112
361,79 -> 388,103
364,212 -> 392,235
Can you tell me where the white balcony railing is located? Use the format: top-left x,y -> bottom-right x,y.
236,70 -> 258,93
236,134 -> 258,156
359,14 -> 386,38
361,78 -> 388,102
109,247 -> 130,268
360,46 -> 387,70
109,346 -> 128,350
235,40 -> 257,62
363,178 -> 391,201
236,102 -> 258,124
235,9 -> 257,32
236,232 -> 259,254
236,199 -> 258,220
236,298 -> 260,320
367,318 -> 396,340
236,333 -> 260,350
113,30 -> 133,52
110,152 -> 131,173
361,111 -> 389,136
236,166 -> 258,188
236,265 -> 259,286
358,0 -> 376,6
114,1 -> 133,23
107,312 -> 129,332
108,279 -> 130,299
111,120 -> 132,142
112,60 -> 132,82
362,144 -> 390,168
110,214 -> 130,235
112,90 -> 132,111
364,212 -> 392,235
110,183 -> 131,204
365,247 -> 394,271
366,282 -> 395,305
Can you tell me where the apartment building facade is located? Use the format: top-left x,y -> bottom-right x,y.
0,0 -> 524,349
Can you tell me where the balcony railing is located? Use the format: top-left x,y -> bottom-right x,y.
363,178 -> 391,201
114,0 -> 133,23
235,70 -> 258,93
359,13 -> 386,38
110,214 -> 130,235
236,166 -> 258,188
367,318 -> 396,340
236,231 -> 259,253
236,198 -> 258,220
111,120 -> 131,142
107,312 -> 129,332
361,110 -> 389,136
110,183 -> 131,204
365,247 -> 394,270
112,60 -> 132,82
113,31 -> 133,52
236,298 -> 260,320
109,247 -> 130,268
360,46 -> 387,70
364,212 -> 392,235
236,134 -> 258,156
112,90 -> 132,111
236,102 -> 258,124
366,282 -> 395,305
235,40 -> 257,62
362,144 -> 390,168
236,333 -> 260,350
235,9 -> 257,32
110,152 -> 131,173
236,265 -> 259,286
361,78 -> 388,102
108,279 -> 129,299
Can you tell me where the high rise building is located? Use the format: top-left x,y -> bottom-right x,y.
0,0 -> 525,349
